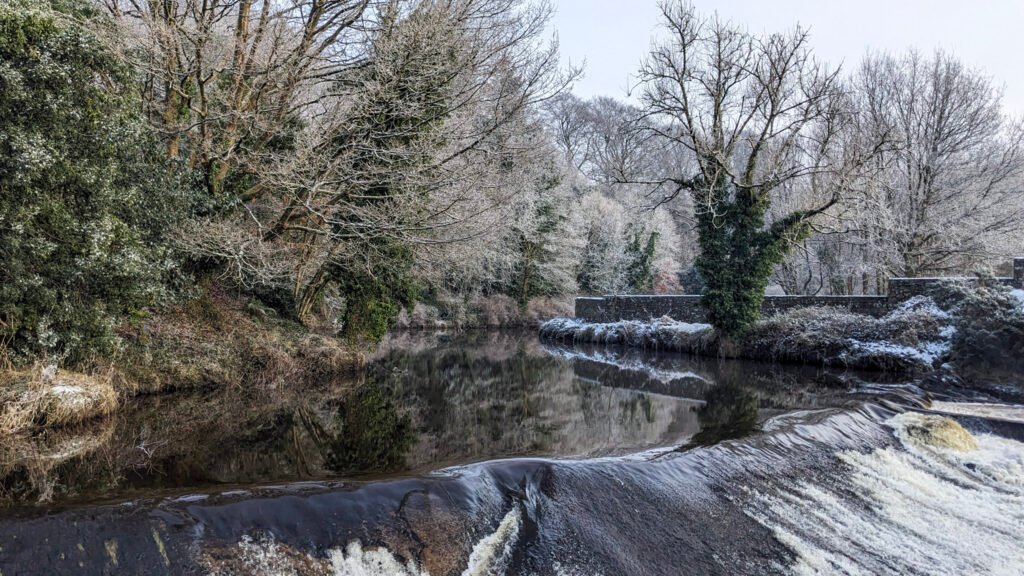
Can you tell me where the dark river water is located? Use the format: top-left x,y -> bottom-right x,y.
0,331 -> 1022,575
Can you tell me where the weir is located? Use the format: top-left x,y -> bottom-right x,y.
576,257 -> 1024,323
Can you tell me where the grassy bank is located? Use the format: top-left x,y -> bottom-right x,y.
0,284 -> 364,437
541,308 -> 944,373
0,369 -> 118,436
541,282 -> 1024,382
112,284 -> 363,395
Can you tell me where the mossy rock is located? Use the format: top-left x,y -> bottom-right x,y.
897,413 -> 978,452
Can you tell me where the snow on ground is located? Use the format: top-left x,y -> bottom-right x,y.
846,299 -> 953,366
845,339 -> 946,366
543,316 -> 711,335
1011,289 -> 1024,311
540,316 -> 712,344
543,295 -> 958,370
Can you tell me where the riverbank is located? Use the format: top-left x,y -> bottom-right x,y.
2,321 -> 1022,574
0,285 -> 364,437
541,281 -> 1024,388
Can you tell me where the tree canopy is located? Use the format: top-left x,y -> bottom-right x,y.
0,0 -> 189,361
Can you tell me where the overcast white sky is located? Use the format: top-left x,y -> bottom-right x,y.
550,0 -> 1024,116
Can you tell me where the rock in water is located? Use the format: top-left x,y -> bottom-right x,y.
897,413 -> 978,452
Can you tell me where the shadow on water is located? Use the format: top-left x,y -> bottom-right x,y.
686,384 -> 760,447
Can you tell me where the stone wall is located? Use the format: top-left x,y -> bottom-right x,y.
574,257 -> 1024,324
576,294 -> 888,323
887,276 -> 1017,302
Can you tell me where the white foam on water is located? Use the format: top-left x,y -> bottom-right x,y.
206,536 -> 429,576
229,534 -> 301,576
209,508 -> 524,576
464,506 -> 524,573
930,401 -> 1024,424
461,507 -> 522,576
748,409 -> 1024,575
329,541 -> 427,576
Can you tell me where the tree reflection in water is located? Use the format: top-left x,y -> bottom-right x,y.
0,332 -> 867,507
324,385 -> 416,475
689,385 -> 759,447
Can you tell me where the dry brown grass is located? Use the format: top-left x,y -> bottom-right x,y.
0,283 -> 365,439
0,367 -> 118,436
114,284 -> 364,395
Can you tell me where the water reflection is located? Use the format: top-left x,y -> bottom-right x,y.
369,331 -> 703,469
324,386 -> 416,474
689,385 -> 760,447
0,379 -> 418,505
0,331 -> 878,506
542,340 -> 893,449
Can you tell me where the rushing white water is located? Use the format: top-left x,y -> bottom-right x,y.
461,507 -> 522,576
205,536 -> 429,576
205,508 -> 524,576
329,542 -> 429,576
200,402 -> 1024,576
748,408 -> 1024,576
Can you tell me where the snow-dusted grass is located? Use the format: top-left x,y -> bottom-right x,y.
0,367 -> 118,435
1011,289 -> 1024,311
747,296 -> 955,372
541,282 -> 1024,377
540,316 -> 715,352
544,282 -> 1024,381
541,296 -> 956,373
931,280 -> 1024,385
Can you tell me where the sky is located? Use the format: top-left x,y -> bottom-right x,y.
549,0 -> 1024,116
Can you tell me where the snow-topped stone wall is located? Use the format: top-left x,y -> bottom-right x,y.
575,257 -> 1024,323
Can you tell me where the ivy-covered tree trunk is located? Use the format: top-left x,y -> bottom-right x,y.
638,3 -> 867,335
693,178 -> 812,334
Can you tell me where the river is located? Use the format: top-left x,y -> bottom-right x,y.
0,331 -> 1021,575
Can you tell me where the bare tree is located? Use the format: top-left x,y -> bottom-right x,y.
176,0 -> 575,335
101,0 -> 373,196
854,50 -> 1024,276
542,93 -> 596,178
636,1 -> 881,331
